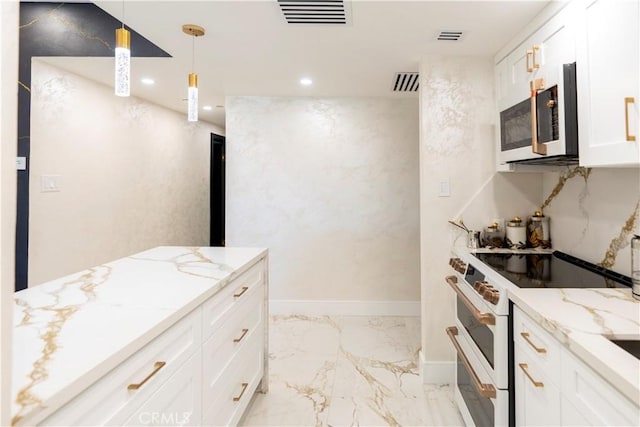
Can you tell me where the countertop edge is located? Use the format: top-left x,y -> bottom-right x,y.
508,290 -> 640,406
14,248 -> 268,426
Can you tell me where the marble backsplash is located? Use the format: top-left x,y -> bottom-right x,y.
542,167 -> 640,276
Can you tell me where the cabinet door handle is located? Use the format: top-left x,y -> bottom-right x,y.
519,363 -> 544,388
445,276 -> 495,325
532,45 -> 541,69
446,327 -> 497,399
526,50 -> 533,73
233,328 -> 249,343
625,97 -> 636,142
127,361 -> 166,390
233,382 -> 249,402
520,332 -> 547,353
233,286 -> 249,298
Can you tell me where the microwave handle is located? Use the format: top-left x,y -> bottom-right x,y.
530,79 -> 547,155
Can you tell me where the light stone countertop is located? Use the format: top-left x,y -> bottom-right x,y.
508,286 -> 640,405
11,246 -> 268,426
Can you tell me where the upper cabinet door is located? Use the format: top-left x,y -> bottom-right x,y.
577,0 -> 640,167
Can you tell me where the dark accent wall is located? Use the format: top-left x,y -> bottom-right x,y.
16,2 -> 170,291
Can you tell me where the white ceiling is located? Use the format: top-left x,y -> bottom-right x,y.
42,0 -> 551,128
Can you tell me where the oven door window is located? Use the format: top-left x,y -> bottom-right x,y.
457,296 -> 495,368
500,97 -> 531,151
458,355 -> 495,427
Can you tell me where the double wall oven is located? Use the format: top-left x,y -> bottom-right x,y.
446,249 -> 632,426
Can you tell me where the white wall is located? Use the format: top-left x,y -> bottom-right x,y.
28,60 -> 223,286
542,168 -> 640,274
226,96 -> 420,309
1,2 -> 18,424
418,55 -> 543,383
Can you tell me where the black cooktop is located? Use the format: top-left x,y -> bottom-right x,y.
473,251 -> 632,289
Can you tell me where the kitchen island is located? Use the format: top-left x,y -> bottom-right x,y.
11,246 -> 268,426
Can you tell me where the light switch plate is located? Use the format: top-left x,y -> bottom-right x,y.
41,175 -> 61,192
16,157 -> 26,170
438,179 -> 450,197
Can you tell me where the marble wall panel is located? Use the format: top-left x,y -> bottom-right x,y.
226,96 -> 420,302
28,60 -> 222,286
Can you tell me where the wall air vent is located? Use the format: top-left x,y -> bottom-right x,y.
392,72 -> 419,92
277,0 -> 349,25
437,31 -> 464,41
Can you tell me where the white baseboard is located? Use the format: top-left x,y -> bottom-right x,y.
269,299 -> 420,317
420,350 -> 454,385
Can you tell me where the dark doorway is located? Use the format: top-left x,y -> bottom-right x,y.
210,133 -> 226,246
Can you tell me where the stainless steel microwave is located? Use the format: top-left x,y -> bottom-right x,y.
499,62 -> 578,165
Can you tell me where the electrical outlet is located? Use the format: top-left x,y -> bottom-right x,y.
41,175 -> 61,192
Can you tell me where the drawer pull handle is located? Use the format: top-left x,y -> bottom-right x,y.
532,44 -> 541,69
625,97 -> 636,142
127,361 -> 166,390
446,326 -> 497,399
526,49 -> 533,73
519,363 -> 544,388
233,382 -> 249,402
520,332 -> 547,353
233,286 -> 249,298
233,328 -> 249,343
445,276 -> 496,326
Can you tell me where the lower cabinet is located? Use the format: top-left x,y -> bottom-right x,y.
514,348 -> 561,426
514,306 -> 639,427
124,351 -> 203,427
38,256 -> 268,427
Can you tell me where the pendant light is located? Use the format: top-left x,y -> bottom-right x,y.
183,24 -> 205,122
114,0 -> 130,97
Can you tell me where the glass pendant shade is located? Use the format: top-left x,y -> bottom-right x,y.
188,73 -> 198,122
115,28 -> 131,97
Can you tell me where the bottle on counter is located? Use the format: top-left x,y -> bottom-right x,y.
506,216 -> 527,249
526,211 -> 551,248
632,234 -> 640,300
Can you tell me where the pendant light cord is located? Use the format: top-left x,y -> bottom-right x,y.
121,0 -> 125,29
192,34 -> 195,73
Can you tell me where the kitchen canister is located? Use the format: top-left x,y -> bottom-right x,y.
506,216 -> 527,249
526,211 -> 551,248
483,222 -> 505,248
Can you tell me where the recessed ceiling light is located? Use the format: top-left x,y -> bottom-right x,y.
216,105 -> 224,109
141,78 -> 155,85
203,105 -> 213,111
300,77 -> 313,86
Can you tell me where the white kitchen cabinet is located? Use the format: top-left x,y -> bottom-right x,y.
496,4 -> 576,112
514,306 -> 639,426
514,309 -> 562,426
576,0 -> 640,167
37,256 -> 268,427
124,351 -> 202,427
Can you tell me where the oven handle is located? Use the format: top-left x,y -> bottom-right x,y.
446,326 -> 497,399
445,276 -> 496,326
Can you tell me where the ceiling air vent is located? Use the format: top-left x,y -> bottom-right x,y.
437,31 -> 464,41
392,72 -> 419,92
277,0 -> 349,25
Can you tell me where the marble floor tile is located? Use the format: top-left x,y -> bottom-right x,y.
239,315 -> 464,427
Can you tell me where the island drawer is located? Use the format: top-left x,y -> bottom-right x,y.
38,307 -> 202,426
513,306 -> 562,382
202,258 -> 265,341
202,327 -> 265,427
202,281 -> 264,385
